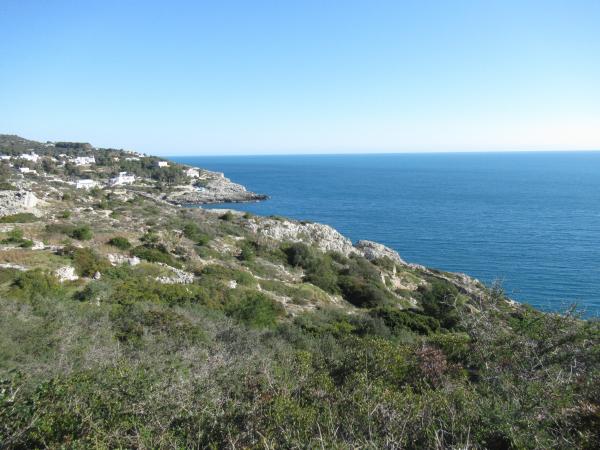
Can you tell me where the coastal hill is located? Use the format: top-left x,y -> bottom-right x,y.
0,135 -> 598,448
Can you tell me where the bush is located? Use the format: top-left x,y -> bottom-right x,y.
69,225 -> 93,241
131,245 -> 180,267
219,211 -> 235,221
419,281 -> 461,330
238,240 -> 256,262
0,181 -> 17,190
107,236 -> 132,250
10,269 -> 63,299
370,307 -> 440,335
0,212 -> 38,223
58,210 -> 71,219
1,228 -> 33,248
182,222 -> 211,245
225,290 -> 284,328
72,248 -> 110,277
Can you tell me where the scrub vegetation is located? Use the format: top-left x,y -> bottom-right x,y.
0,136 -> 598,449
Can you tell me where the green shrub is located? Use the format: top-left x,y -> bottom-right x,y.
1,228 -> 33,248
0,181 -> 17,190
238,240 -> 256,261
337,275 -> 389,308
419,280 -> 461,330
225,290 -> 284,328
0,212 -> 38,223
131,245 -> 179,267
72,248 -> 110,277
9,269 -> 63,299
58,210 -> 71,219
69,225 -> 93,241
370,306 -> 440,335
219,211 -> 235,221
107,236 -> 132,250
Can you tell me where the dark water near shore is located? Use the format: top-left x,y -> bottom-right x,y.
173,152 -> 600,316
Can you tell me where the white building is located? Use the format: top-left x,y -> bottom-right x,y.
156,161 -> 169,168
185,168 -> 200,178
19,167 -> 37,175
70,156 -> 96,166
125,157 -> 140,161
0,155 -> 11,160
110,171 -> 135,186
76,179 -> 98,189
19,152 -> 40,163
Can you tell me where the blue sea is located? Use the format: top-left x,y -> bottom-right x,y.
172,152 -> 600,316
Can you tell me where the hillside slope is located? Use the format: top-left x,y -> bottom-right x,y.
0,136 -> 598,449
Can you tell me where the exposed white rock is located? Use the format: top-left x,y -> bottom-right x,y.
108,254 -> 140,266
32,240 -> 45,250
0,190 -> 41,216
228,280 -> 237,289
165,169 -> 267,204
246,218 -> 356,255
0,263 -> 27,271
355,240 -> 406,265
155,263 -> 194,284
55,266 -> 79,282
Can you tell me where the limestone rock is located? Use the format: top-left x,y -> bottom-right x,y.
355,240 -> 406,265
0,190 -> 41,217
55,266 -> 79,282
246,217 -> 355,255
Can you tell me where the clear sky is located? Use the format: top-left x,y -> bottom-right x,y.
1,0 -> 599,155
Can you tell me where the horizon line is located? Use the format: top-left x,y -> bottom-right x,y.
161,148 -> 600,158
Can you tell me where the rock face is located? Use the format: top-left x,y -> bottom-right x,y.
108,254 -> 141,266
166,170 -> 267,205
246,218 -> 410,265
0,190 -> 41,216
155,263 -> 194,284
55,266 -> 79,282
355,240 -> 406,264
246,218 -> 356,255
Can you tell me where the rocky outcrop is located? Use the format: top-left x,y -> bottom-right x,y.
0,190 -> 41,217
155,263 -> 194,284
246,217 -> 356,255
165,170 -> 267,205
355,240 -> 406,264
108,254 -> 141,266
55,266 -> 79,282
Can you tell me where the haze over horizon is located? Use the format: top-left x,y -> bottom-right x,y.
1,0 -> 599,156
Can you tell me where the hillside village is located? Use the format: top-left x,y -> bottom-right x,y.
0,135 -> 598,449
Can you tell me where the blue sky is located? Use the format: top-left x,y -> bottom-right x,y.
1,0 -> 599,155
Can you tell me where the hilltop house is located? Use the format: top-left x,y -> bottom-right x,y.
76,179 -> 98,189
70,156 -> 96,166
110,172 -> 135,186
19,152 -> 40,163
156,161 -> 169,168
19,167 -> 37,175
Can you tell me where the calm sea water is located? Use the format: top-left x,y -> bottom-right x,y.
172,153 -> 600,316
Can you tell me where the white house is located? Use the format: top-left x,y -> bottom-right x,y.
19,152 -> 40,163
156,161 -> 169,168
185,168 -> 200,178
19,167 -> 37,175
70,156 -> 96,166
0,155 -> 12,160
76,179 -> 98,189
110,172 -> 135,186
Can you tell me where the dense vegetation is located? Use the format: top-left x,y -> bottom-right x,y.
1,255 -> 598,448
0,135 -> 599,448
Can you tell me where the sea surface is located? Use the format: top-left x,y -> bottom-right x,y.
172,152 -> 600,316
